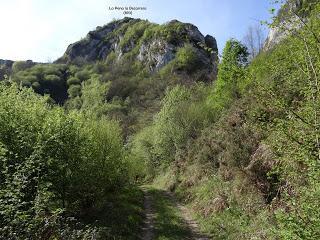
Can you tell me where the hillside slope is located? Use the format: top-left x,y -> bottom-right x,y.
1,1 -> 319,239
4,18 -> 219,134
56,17 -> 218,79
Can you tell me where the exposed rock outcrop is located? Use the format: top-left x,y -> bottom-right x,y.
264,0 -> 316,50
57,18 -> 218,79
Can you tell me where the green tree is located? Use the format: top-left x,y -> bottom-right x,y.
248,2 -> 320,238
81,75 -> 110,115
175,44 -> 201,72
207,39 -> 249,115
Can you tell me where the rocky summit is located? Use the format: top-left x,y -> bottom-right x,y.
57,17 -> 218,79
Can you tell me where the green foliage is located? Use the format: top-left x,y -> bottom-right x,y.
127,3 -> 320,239
129,84 -> 211,176
142,21 -> 187,44
68,84 -> 81,98
2,4 -> 320,239
67,76 -> 81,86
128,126 -> 156,179
0,83 -> 129,239
81,75 -> 110,114
152,85 -> 206,164
246,4 -> 320,239
175,44 -> 201,73
207,39 -> 249,115
44,74 -> 60,82
12,60 -> 34,74
118,20 -> 150,49
106,51 -> 117,65
12,64 -> 68,104
75,69 -> 90,82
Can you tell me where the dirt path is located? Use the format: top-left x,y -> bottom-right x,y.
141,187 -> 211,240
165,191 -> 211,240
141,188 -> 155,240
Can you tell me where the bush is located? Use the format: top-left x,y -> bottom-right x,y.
129,84 -> 211,174
12,60 -> 35,74
12,64 -> 69,104
175,44 -> 201,72
75,69 -> 90,82
81,75 -> 110,115
44,74 -> 61,83
32,81 -> 41,91
67,77 -> 81,86
206,39 -> 249,117
68,84 -> 82,98
0,83 -> 128,239
119,21 -> 150,49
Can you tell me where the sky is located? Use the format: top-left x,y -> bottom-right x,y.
0,0 -> 278,62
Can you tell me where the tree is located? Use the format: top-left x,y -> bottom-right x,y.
249,2 -> 320,238
81,75 -> 110,115
207,39 -> 249,115
243,24 -> 266,60
68,84 -> 81,98
12,60 -> 35,74
175,44 -> 201,72
0,83 -> 128,238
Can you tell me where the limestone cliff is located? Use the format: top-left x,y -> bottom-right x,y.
57,18 -> 218,79
264,0 -> 317,50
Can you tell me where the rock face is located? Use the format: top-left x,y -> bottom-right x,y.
264,0 -> 315,50
57,18 -> 137,63
57,18 -> 218,79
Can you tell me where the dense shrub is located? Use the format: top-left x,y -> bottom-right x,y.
118,20 -> 150,49
129,84 -> 211,175
81,75 -> 110,115
127,3 -> 320,239
68,84 -> 81,98
75,69 -> 90,82
206,39 -> 249,116
248,4 -> 320,238
67,76 -> 81,86
12,60 -> 35,74
12,64 -> 68,104
0,83 -> 128,239
175,44 -> 202,73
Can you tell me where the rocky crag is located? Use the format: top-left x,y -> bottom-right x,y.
57,17 -> 218,79
264,0 -> 317,50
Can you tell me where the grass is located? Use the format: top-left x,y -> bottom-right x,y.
144,186 -> 193,240
175,171 -> 275,240
80,186 -> 144,240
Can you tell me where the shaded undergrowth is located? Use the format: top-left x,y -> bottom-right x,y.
80,186 -> 144,240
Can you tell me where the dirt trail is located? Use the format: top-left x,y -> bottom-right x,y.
141,189 -> 155,240
141,187 -> 211,240
165,191 -> 211,240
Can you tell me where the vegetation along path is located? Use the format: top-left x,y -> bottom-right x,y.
141,186 -> 211,240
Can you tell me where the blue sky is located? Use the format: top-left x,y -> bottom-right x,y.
0,0 -> 278,62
